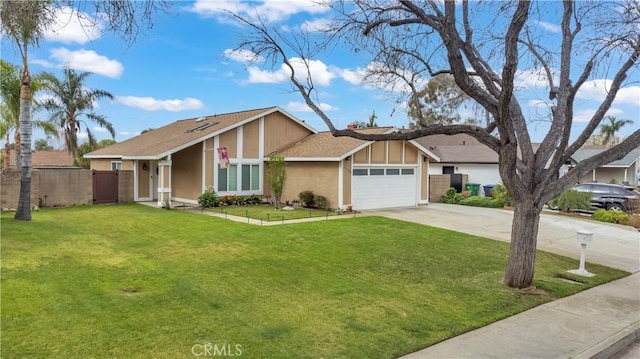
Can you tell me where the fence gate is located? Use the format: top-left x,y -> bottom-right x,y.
93,170 -> 119,204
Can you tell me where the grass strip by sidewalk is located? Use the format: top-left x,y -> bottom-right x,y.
1,204 -> 628,358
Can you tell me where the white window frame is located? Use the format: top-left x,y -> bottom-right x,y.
111,161 -> 122,170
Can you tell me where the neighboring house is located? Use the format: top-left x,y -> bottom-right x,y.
3,150 -> 74,168
414,134 -> 502,190
562,147 -> 640,186
84,106 -> 439,210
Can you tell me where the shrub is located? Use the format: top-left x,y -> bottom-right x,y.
460,190 -> 471,198
245,194 -> 262,205
622,213 -> 640,228
492,184 -> 513,206
315,195 -> 329,210
440,187 -> 464,204
460,196 -> 505,208
548,189 -> 591,212
198,188 -> 220,208
299,190 -> 315,208
592,209 -> 629,224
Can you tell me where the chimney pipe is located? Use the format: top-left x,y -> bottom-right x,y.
347,123 -> 357,130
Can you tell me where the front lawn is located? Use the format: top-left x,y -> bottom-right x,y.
1,204 -> 628,358
206,204 -> 338,221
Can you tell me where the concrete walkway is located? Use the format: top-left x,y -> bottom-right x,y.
365,204 -> 640,358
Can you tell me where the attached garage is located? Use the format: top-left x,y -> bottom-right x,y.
351,167 -> 418,210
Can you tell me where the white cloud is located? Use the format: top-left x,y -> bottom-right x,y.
534,20 -> 561,33
573,107 -> 624,122
44,6 -> 102,44
286,101 -> 337,112
223,49 -> 264,63
246,57 -> 335,86
115,96 -> 204,112
33,48 -> 124,78
576,79 -> 640,105
528,99 -> 551,108
300,18 -> 333,32
92,127 -> 109,133
515,68 -> 555,89
119,131 -> 132,136
337,62 -> 425,93
189,0 -> 329,23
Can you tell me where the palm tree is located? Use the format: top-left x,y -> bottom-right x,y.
1,1 -> 55,220
40,68 -> 115,164
1,60 -> 58,169
600,116 -> 633,146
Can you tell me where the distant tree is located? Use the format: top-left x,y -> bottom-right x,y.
407,74 -> 471,128
141,128 -> 154,134
75,139 -> 117,169
600,116 -> 633,146
267,155 -> 286,210
34,139 -> 52,151
354,111 -> 378,129
40,68 -> 115,165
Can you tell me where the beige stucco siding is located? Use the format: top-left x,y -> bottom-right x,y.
354,147 -> 368,164
281,162 -> 339,209
90,159 -> 134,170
405,145 -> 418,164
172,144 -> 203,200
243,120 -> 260,159
219,128 -> 237,158
264,112 -> 312,154
579,167 -> 634,185
388,141 -> 403,163
204,138 -> 214,188
343,160 -> 351,205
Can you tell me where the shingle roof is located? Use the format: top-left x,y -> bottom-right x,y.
571,148 -> 640,167
271,127 -> 392,159
414,134 -> 498,163
5,150 -> 74,167
85,107 -> 296,159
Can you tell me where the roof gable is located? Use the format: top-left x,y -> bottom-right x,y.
85,107 -> 316,159
571,148 -> 640,167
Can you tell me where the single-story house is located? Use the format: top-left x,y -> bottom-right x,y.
3,150 -> 75,169
562,147 -> 640,186
85,106 -> 439,210
414,134 -> 502,191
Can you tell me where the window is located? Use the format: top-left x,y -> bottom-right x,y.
386,168 -> 400,175
241,164 -> 260,191
111,161 -> 122,170
370,169 -> 384,176
353,168 -> 368,176
401,168 -> 415,175
218,164 -> 237,192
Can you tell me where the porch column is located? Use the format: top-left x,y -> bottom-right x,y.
592,169 -> 596,182
157,158 -> 172,206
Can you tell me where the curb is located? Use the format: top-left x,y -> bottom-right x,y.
574,321 -> 640,359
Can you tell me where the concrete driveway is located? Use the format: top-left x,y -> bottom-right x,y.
366,203 -> 640,273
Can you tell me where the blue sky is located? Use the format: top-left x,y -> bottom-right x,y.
1,0 -> 638,148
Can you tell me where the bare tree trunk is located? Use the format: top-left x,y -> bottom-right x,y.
13,124 -> 20,169
504,199 -> 541,288
14,74 -> 32,221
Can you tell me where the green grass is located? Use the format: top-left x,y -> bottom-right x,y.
206,204 -> 337,221
1,204 -> 628,358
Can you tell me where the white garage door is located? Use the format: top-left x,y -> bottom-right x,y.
351,167 -> 417,210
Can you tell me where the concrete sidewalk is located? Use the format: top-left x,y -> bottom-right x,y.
401,273 -> 640,359
366,205 -> 640,358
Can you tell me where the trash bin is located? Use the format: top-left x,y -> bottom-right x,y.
483,184 -> 495,197
465,183 -> 480,196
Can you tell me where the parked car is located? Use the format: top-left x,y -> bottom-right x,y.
548,183 -> 640,213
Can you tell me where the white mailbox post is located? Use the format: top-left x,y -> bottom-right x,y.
568,230 -> 595,277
